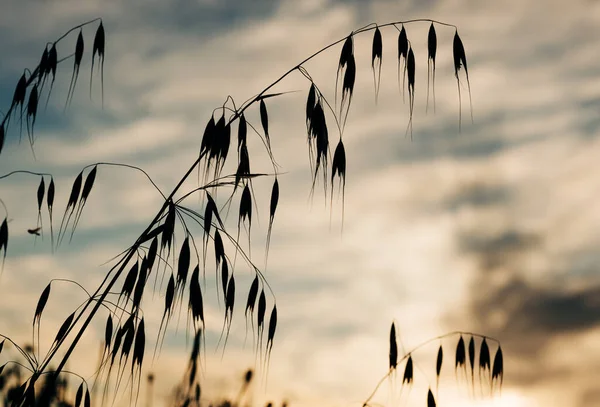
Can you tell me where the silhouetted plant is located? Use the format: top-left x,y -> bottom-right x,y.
0,16 -> 494,407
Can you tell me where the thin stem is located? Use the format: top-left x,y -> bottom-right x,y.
0,334 -> 37,370
85,162 -> 166,199
0,170 -> 53,180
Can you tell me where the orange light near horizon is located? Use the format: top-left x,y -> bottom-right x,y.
455,391 -> 539,407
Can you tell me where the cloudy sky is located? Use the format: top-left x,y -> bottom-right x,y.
1,0 -> 599,406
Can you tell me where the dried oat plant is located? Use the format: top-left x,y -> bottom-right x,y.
0,17 -> 494,407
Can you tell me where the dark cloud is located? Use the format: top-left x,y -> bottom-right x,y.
128,0 -> 280,34
474,278 -> 600,339
452,225 -> 600,389
459,229 -> 541,271
442,182 -> 511,212
579,387 -> 600,407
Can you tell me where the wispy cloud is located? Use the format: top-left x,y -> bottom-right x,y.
1,0 -> 600,406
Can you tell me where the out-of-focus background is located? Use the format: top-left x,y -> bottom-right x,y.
1,1 -> 599,406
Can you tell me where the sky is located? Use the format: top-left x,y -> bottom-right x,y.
1,0 -> 600,407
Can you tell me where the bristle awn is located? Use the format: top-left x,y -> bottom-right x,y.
57,171 -> 83,248
397,25 -> 408,100
371,26 -> 383,103
0,218 -> 8,275
44,44 -> 57,111
36,176 -> 45,240
491,346 -> 503,394
265,177 -> 279,269
71,165 -> 97,242
47,177 -> 55,251
427,23 -> 437,114
260,99 -> 270,150
405,47 -> 415,140
389,322 -> 397,370
436,345 -> 443,394
65,30 -> 84,110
